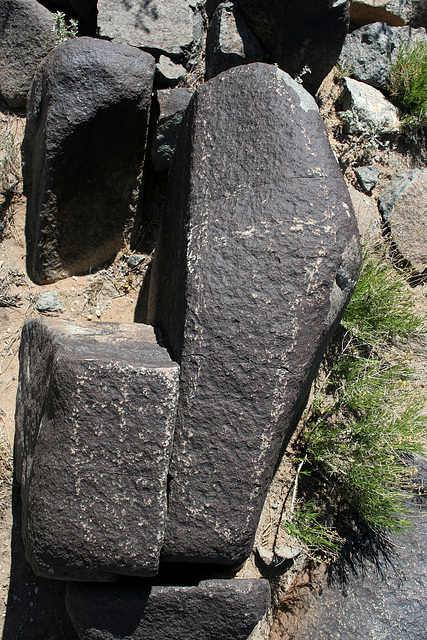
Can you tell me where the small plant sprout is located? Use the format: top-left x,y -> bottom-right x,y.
294,66 -> 312,85
48,11 -> 79,51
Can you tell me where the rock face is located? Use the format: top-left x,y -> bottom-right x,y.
15,318 -> 179,581
341,77 -> 400,133
206,1 -> 265,80
348,184 -> 382,241
144,63 -> 362,564
410,0 -> 427,27
234,0 -> 350,94
66,579 -> 271,640
22,37 -> 155,284
97,0 -> 203,63
151,88 -> 193,172
0,0 -> 55,109
339,22 -> 427,90
350,0 -> 412,27
355,164 -> 381,194
378,169 -> 427,272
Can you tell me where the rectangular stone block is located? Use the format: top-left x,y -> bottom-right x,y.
15,318 -> 179,581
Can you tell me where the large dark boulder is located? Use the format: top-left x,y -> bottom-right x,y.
66,579 -> 271,640
143,63 -> 362,565
234,0 -> 350,94
0,0 -> 55,109
22,37 -> 155,284
15,318 -> 179,581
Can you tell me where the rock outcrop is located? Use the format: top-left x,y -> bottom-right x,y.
22,37 -> 155,284
340,77 -> 400,133
350,0 -> 412,27
15,318 -> 179,581
151,88 -> 193,172
144,63 -> 361,565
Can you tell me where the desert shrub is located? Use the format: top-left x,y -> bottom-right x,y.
286,249 -> 426,558
48,11 -> 79,52
390,41 -> 427,128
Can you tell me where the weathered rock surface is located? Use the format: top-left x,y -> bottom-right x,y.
151,88 -> 193,172
15,318 -> 179,581
144,63 -> 362,564
22,37 -> 155,284
341,77 -> 400,133
155,55 -> 187,87
278,455 -> 427,640
355,164 -> 381,194
339,22 -> 427,90
0,0 -> 55,109
206,1 -> 264,80
348,184 -> 382,241
350,0 -> 412,27
97,0 -> 203,63
378,169 -> 427,272
66,579 -> 271,640
234,0 -> 350,94
410,0 -> 427,27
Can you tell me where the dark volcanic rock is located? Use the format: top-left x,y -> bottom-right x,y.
235,0 -> 350,94
339,22 -> 427,90
66,579 -> 271,640
144,63 -> 361,565
0,0 -> 55,109
206,1 -> 265,80
22,37 -> 155,284
15,318 -> 179,581
151,88 -> 193,172
411,0 -> 427,27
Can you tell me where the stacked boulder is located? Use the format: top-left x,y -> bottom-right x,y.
10,3 -> 365,639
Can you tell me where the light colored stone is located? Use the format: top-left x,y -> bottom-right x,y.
348,184 -> 382,242
156,55 -> 187,86
341,77 -> 400,133
97,0 -> 203,62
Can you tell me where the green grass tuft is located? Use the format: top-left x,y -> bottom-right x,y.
390,41 -> 427,128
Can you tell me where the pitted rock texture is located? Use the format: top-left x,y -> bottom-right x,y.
66,579 -> 271,640
97,0 -> 203,63
15,318 -> 179,581
234,0 -> 350,94
0,0 -> 55,109
339,22 -> 427,90
206,1 -> 265,80
378,169 -> 427,272
22,37 -> 155,284
144,63 -> 362,565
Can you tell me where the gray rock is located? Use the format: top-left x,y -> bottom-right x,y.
350,0 -> 412,27
22,37 -> 155,284
410,0 -> 427,27
235,0 -> 350,94
66,579 -> 271,640
151,87 -> 193,172
144,63 -> 361,565
97,0 -> 204,64
341,77 -> 400,133
36,291 -> 63,313
0,0 -> 55,109
283,456 -> 427,640
378,169 -> 427,272
155,55 -> 187,87
206,1 -> 265,80
347,184 -> 382,242
355,165 -> 381,194
15,318 -> 179,580
339,22 -> 427,90
127,253 -> 145,268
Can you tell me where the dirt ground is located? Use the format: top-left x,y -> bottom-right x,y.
0,71 -> 426,639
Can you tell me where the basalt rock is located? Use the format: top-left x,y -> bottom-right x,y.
0,0 -> 55,109
151,88 -> 193,172
66,579 -> 271,640
15,318 -> 179,581
22,37 -> 155,284
234,0 -> 350,94
143,63 -> 362,565
350,0 -> 412,27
